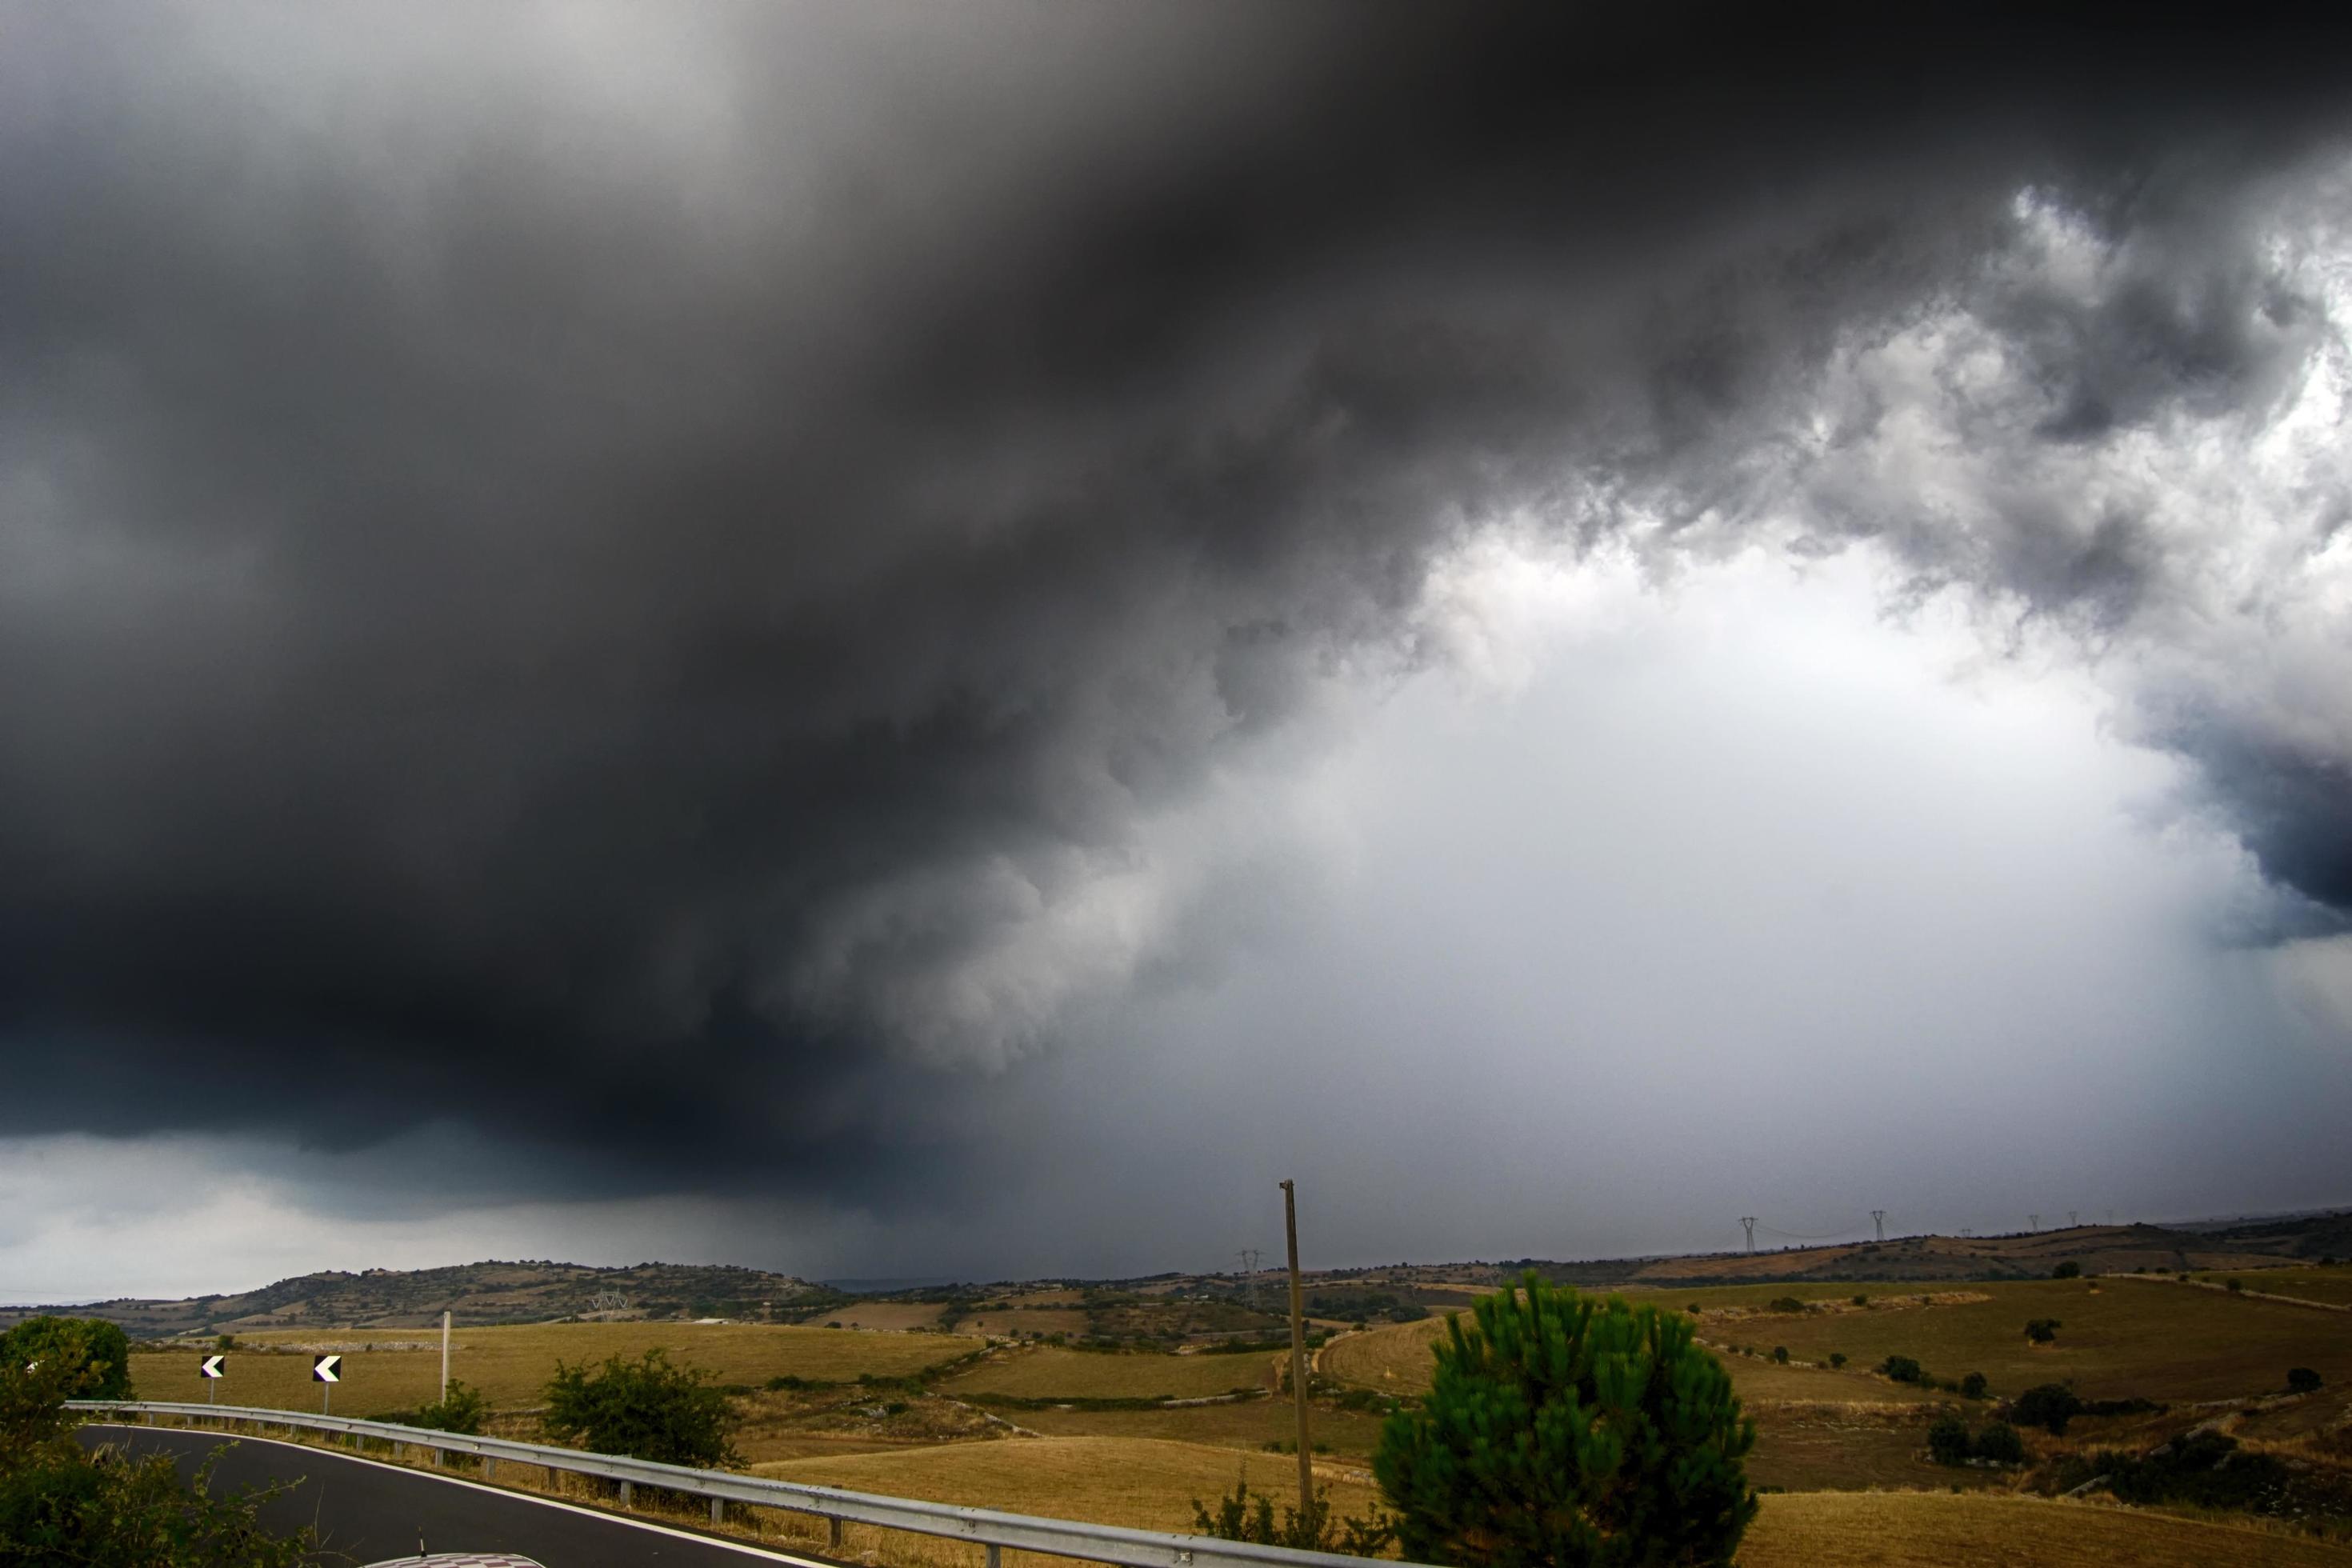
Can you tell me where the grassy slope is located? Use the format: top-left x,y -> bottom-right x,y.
1741,1491 -> 2352,1567
127,1322 -> 981,1412
755,1435 -> 1382,1534
1008,1400 -> 1393,1460
1324,1279 -> 2352,1404
940,1346 -> 1278,1401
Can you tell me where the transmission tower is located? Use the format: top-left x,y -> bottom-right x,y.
1740,1217 -> 1758,1254
2029,1214 -> 2041,1232
1236,1249 -> 1262,1311
1870,1210 -> 1887,1242
2068,1210 -> 2078,1228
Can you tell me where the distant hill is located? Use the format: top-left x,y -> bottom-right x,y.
0,1259 -> 825,1338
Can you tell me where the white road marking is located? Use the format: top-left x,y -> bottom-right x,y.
84,1424 -> 837,1566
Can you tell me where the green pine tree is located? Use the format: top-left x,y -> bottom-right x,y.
1374,1272 -> 1757,1567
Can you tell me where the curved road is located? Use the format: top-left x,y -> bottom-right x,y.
81,1423 -> 836,1566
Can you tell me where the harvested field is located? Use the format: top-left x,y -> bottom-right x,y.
1745,1404 -> 2004,1492
126,1322 -> 982,1413
824,1302 -> 950,1332
1005,1399 -> 1392,1460
939,1346 -> 1277,1402
2189,1266 -> 2352,1310
1739,1490 -> 2352,1567
1727,1278 -> 2352,1402
1320,1318 -> 1453,1390
754,1435 -> 1379,1535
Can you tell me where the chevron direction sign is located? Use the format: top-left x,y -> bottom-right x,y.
312,1354 -> 342,1383
200,1355 -> 225,1378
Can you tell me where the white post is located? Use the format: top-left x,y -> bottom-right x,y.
441,1310 -> 451,1403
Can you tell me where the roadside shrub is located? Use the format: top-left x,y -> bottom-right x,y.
2050,1262 -> 2080,1280
1880,1354 -> 1924,1384
1959,1371 -> 1988,1400
0,1317 -> 134,1401
1,1359 -> 312,1564
1375,1272 -> 1757,1567
1766,1298 -> 1806,1314
2009,1382 -> 2082,1435
410,1379 -> 486,1436
1927,1414 -> 1971,1466
543,1348 -> 740,1468
2023,1318 -> 2061,1344
1971,1422 -> 2026,1464
1193,1471 -> 1395,1557
1850,1294 -> 1869,1307
2287,1366 -> 2323,1394
1827,1352 -> 1846,1370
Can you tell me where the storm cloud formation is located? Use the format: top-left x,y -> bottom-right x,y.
5,3 -> 2352,1203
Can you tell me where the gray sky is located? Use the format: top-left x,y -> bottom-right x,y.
4,2 -> 2351,1300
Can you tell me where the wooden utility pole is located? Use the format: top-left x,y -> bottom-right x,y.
1280,1178 -> 1314,1521
440,1310 -> 451,1402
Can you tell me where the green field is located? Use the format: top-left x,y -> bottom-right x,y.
938,1346 -> 1279,1402
2189,1266 -> 2352,1310
128,1322 -> 982,1414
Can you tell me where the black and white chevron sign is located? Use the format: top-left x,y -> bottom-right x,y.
200,1354 -> 226,1378
312,1354 -> 342,1382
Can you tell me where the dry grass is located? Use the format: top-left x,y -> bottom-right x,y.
754,1435 -> 1381,1534
1006,1399 -> 1393,1460
1321,1318 -> 1453,1391
2190,1266 -> 2352,1310
824,1302 -> 950,1332
940,1346 -> 1278,1402
128,1322 -> 982,1413
1744,1405 -> 2000,1493
1740,1490 -> 2352,1567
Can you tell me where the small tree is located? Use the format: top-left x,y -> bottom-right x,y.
2010,1383 -> 2082,1435
1926,1414 -> 1971,1466
0,1317 -> 134,1401
1972,1421 -> 2026,1463
0,1358 -> 312,1565
1880,1354 -> 1924,1384
1827,1352 -> 1846,1370
1374,1272 -> 1756,1567
1771,1346 -> 1789,1364
2286,1367 -> 2322,1394
2023,1318 -> 2061,1344
2051,1262 -> 2080,1280
2225,1278 -> 2243,1293
1959,1371 -> 1988,1400
543,1349 -> 739,1467
411,1379 -> 487,1435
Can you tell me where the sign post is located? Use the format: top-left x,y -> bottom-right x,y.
312,1354 -> 341,1415
200,1354 -> 225,1403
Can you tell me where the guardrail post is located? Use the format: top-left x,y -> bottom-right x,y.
829,1516 -> 843,1550
619,1479 -> 633,1508
710,1497 -> 724,1527
986,1543 -> 1002,1568
484,1457 -> 497,1479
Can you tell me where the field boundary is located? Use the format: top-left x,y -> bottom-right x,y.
2107,1274 -> 2352,1314
70,1400 -> 1406,1568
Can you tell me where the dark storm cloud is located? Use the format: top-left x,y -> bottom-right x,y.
4,2 -> 2350,1187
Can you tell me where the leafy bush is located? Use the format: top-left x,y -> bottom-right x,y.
1926,1414 -> 1971,1466
2287,1366 -> 2322,1394
2077,1431 -> 2298,1514
0,1318 -> 134,1401
1971,1422 -> 2025,1464
1,1359 -> 311,1565
2023,1318 -> 2061,1344
2008,1383 -> 2083,1435
1850,1294 -> 1869,1307
411,1380 -> 486,1435
1192,1471 -> 1394,1557
1771,1346 -> 1789,1364
1959,1371 -> 1988,1400
1766,1298 -> 1806,1314
2225,1278 -> 2242,1293
543,1349 -> 740,1468
1827,1352 -> 1846,1370
1880,1354 -> 1924,1384
1375,1272 -> 1756,1567
2050,1262 -> 2080,1280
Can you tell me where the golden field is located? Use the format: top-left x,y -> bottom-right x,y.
128,1321 -> 982,1413
754,1434 -> 1382,1534
1738,1490 -> 2352,1567
938,1346 -> 1279,1402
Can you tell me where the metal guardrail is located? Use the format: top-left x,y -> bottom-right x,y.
69,1401 -> 1394,1568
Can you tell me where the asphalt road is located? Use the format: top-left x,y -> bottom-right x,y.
80,1423 -> 836,1567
